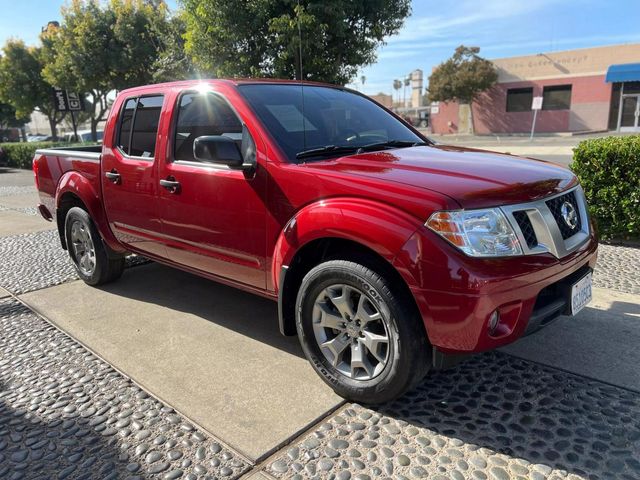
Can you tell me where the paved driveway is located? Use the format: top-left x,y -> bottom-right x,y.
1,167 -> 639,479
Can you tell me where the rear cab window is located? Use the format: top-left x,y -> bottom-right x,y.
116,94 -> 164,158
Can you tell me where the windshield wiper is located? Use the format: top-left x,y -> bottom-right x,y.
358,140 -> 430,152
295,145 -> 361,160
295,140 -> 430,161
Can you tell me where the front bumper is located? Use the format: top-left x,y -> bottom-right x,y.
394,227 -> 598,353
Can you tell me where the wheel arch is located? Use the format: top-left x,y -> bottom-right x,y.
55,171 -> 124,253
273,198 -> 425,337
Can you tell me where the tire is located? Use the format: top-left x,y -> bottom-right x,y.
296,259 -> 431,404
64,207 -> 125,286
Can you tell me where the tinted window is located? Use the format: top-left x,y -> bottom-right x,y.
238,85 -> 422,161
506,88 -> 533,112
542,85 -> 572,110
174,92 -> 243,162
130,96 -> 164,157
117,98 -> 136,153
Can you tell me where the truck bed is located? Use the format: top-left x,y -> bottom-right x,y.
35,144 -> 102,160
33,145 -> 104,224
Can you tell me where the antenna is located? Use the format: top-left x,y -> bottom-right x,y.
296,0 -> 307,157
296,0 -> 303,80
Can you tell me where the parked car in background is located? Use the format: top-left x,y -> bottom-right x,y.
33,79 -> 597,403
0,145 -> 7,166
27,134 -> 53,142
62,130 -> 104,143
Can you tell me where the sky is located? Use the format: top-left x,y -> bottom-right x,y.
1,0 -> 639,95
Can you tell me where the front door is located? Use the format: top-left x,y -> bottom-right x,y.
620,95 -> 640,132
157,90 -> 267,289
101,94 -> 167,257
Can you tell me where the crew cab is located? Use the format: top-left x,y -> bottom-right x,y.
33,80 -> 597,403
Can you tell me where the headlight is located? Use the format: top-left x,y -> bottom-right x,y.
426,208 -> 522,257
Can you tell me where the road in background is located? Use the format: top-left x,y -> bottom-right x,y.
421,131 -> 635,167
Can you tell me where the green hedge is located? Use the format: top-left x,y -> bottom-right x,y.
0,142 -> 70,169
571,135 -> 640,240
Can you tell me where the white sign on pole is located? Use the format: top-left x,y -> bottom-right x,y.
530,96 -> 543,140
531,96 -> 543,110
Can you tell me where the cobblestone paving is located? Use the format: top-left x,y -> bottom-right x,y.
0,230 -> 149,295
266,353 -> 640,480
593,244 -> 640,295
0,298 -> 251,480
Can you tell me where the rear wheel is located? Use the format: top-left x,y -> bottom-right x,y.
296,259 -> 431,404
65,207 -> 124,286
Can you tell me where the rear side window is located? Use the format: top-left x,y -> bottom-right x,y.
174,92 -> 242,162
117,98 -> 136,153
117,95 -> 164,158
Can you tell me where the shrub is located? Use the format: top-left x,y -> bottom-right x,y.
571,135 -> 640,240
0,142 -> 69,169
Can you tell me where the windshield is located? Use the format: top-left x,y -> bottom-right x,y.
238,84 -> 426,161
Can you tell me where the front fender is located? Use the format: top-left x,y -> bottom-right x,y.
272,197 -> 423,292
56,171 -> 124,252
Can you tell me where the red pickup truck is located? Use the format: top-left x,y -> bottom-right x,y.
33,79 -> 597,403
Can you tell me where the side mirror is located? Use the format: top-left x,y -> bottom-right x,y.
193,135 -> 243,167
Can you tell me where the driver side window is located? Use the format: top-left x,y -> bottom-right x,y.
174,92 -> 243,163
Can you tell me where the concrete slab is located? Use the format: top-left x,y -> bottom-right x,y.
241,471 -> 276,480
21,263 -> 342,461
0,192 -> 39,209
0,168 -> 34,187
0,286 -> 10,299
501,287 -> 640,392
0,210 -> 55,237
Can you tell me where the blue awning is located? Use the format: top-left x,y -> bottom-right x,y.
606,63 -> 640,83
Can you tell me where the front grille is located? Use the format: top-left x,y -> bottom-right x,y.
512,211 -> 538,248
546,191 -> 582,240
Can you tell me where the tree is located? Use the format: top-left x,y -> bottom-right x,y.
428,46 -> 498,133
0,102 -> 30,142
393,79 -> 402,105
0,102 -> 28,129
181,0 -> 411,85
42,0 -> 178,140
0,41 -> 66,139
151,14 -> 197,82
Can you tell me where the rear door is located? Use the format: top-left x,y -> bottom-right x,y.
101,94 -> 167,257
156,89 -> 268,289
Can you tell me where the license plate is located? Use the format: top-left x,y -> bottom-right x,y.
570,272 -> 593,315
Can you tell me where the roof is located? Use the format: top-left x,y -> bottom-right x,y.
118,78 -> 343,96
606,63 -> 640,83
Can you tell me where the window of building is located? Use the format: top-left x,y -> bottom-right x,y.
506,88 -> 533,112
117,95 -> 164,157
542,85 -> 572,110
623,81 -> 640,95
173,92 -> 243,162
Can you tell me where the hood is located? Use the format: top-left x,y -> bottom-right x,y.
302,145 -> 577,209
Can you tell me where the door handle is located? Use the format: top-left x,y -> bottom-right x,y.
105,170 -> 121,184
160,177 -> 181,193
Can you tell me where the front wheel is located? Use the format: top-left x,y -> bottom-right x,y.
296,259 -> 431,404
65,207 -> 125,286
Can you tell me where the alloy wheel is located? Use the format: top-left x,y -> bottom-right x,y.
312,284 -> 390,380
70,220 -> 96,276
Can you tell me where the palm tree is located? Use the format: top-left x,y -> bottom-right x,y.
393,79 -> 402,106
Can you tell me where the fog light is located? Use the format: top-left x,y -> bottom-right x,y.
488,310 -> 500,335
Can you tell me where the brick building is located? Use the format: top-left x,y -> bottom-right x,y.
429,44 -> 640,135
